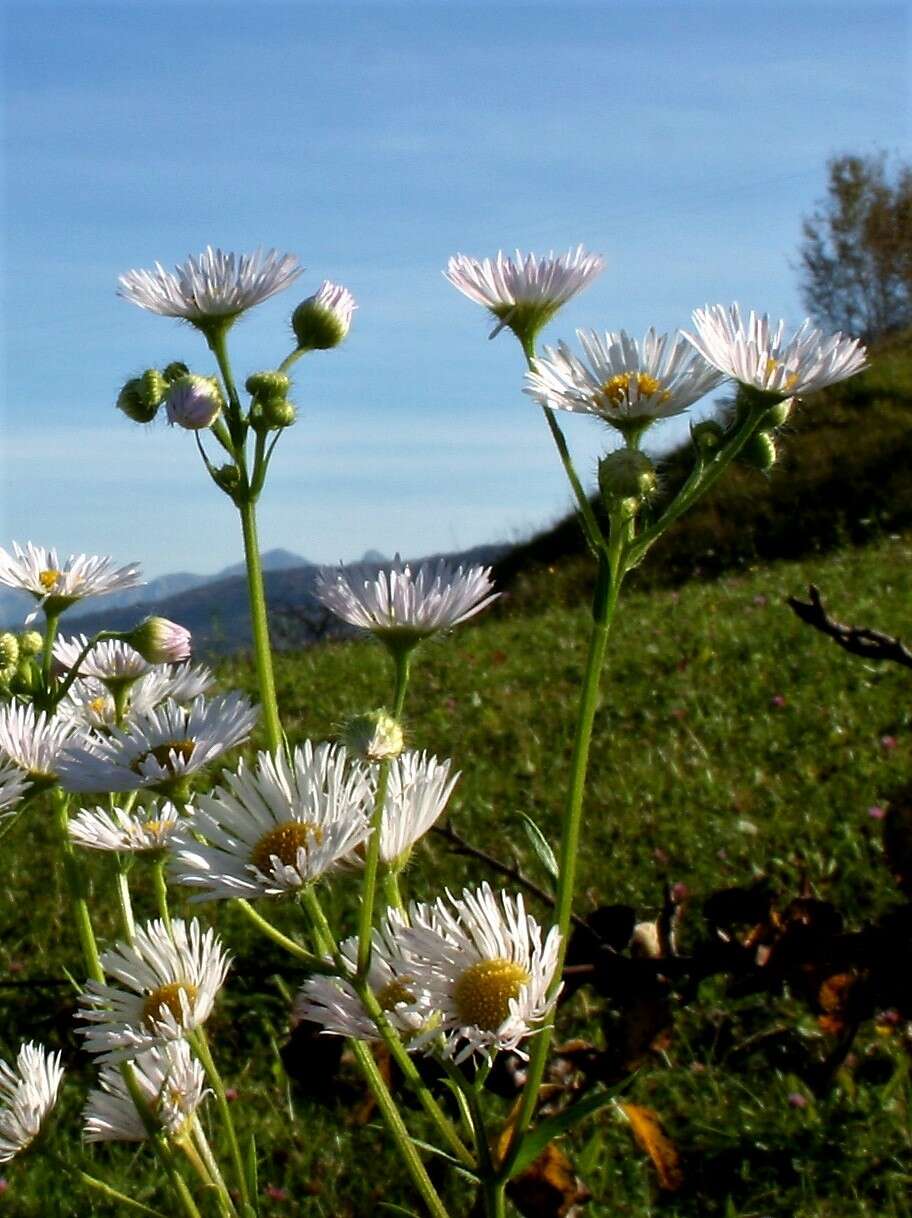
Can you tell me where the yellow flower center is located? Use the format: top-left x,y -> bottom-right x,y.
143,819 -> 166,837
599,372 -> 670,408
142,981 -> 198,1028
250,820 -> 324,873
453,958 -> 530,1031
130,739 -> 196,775
38,569 -> 62,591
88,696 -> 110,717
376,978 -> 417,1011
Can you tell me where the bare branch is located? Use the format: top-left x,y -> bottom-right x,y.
787,583 -> 912,669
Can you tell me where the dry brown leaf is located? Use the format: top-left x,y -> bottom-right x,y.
618,1102 -> 683,1192
506,1143 -> 591,1218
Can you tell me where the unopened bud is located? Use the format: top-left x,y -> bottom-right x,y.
165,375 -> 224,430
342,709 -> 404,763
19,631 -> 43,657
292,281 -> 356,350
740,432 -> 777,472
125,617 -> 191,664
262,399 -> 297,429
598,450 -> 657,505
691,420 -> 725,454
163,361 -> 190,384
760,397 -> 794,431
0,632 -> 19,672
245,371 -> 290,401
140,369 -> 168,410
116,377 -> 158,424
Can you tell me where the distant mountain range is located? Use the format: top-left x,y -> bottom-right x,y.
3,545 -> 507,653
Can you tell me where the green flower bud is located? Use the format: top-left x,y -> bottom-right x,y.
342,709 -> 404,763
140,368 -> 168,410
0,632 -> 19,671
740,432 -> 777,472
598,450 -> 657,506
245,371 -> 290,401
212,464 -> 242,495
125,617 -> 191,663
691,420 -> 726,454
165,375 -> 224,430
291,281 -> 356,350
116,377 -> 158,424
163,361 -> 190,384
759,397 -> 794,431
18,631 -> 43,657
262,399 -> 296,429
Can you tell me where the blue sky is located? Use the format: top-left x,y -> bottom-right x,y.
2,0 -> 909,577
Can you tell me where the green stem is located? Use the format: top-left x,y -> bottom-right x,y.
74,1169 -> 169,1218
52,788 -> 104,983
206,326 -> 247,456
41,610 -> 60,691
153,858 -> 173,935
499,549 -> 619,1180
234,898 -> 335,970
382,869 -> 404,911
176,1131 -> 232,1216
115,861 -> 136,943
190,1029 -> 253,1218
52,630 -> 119,708
237,497 -> 283,754
278,346 -> 309,374
191,1117 -> 240,1218
119,1064 -> 205,1218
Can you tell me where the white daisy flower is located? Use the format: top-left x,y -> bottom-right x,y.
375,751 -> 459,866
400,884 -> 561,1063
170,742 -> 372,901
684,304 -> 868,398
83,1041 -> 208,1143
57,693 -> 257,794
315,556 -> 498,642
445,247 -> 604,340
57,664 -> 216,732
295,910 -> 430,1042
118,246 -> 303,324
0,760 -> 29,817
0,543 -> 141,623
525,329 -> 725,435
69,801 -> 181,853
292,280 -> 357,349
53,635 -> 152,687
0,703 -> 79,784
0,1042 -> 64,1163
78,918 -> 230,1062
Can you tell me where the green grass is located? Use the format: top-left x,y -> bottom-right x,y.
4,534 -> 912,1215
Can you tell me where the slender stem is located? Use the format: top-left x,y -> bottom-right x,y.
357,650 -> 412,975
52,788 -> 104,983
119,1063 -> 205,1218
278,346 -> 309,374
74,1169 -> 169,1217
52,630 -> 119,708
234,898 -> 335,971
382,869 -> 404,911
206,327 -> 247,456
191,1029 -> 253,1217
499,549 -> 619,1180
191,1118 -> 240,1218
152,858 -> 173,935
237,497 -> 283,754
176,1131 -> 232,1216
41,611 -> 60,693
483,1179 -> 507,1218
115,861 -> 136,943
349,1039 -> 454,1218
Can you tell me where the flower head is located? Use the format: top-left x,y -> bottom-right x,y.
375,751 -> 459,867
58,663 -> 216,732
170,742 -> 373,900
69,801 -> 181,853
57,693 -> 256,795
0,761 -> 29,818
315,556 -> 498,645
684,304 -> 867,399
400,884 -> 561,1062
165,375 -> 224,430
0,703 -> 78,785
0,543 -> 142,622
78,918 -> 230,1062
84,1041 -> 208,1142
126,618 -> 192,664
0,1043 -> 64,1163
525,329 -> 725,436
292,280 -> 356,349
445,246 -> 604,343
53,635 -> 152,688
118,246 -> 302,327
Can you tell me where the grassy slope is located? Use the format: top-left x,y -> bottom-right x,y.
4,534 -> 912,1216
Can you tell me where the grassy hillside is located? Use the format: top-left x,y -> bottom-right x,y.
3,534 -> 912,1216
497,329 -> 912,611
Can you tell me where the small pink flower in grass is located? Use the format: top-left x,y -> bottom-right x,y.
881,735 -> 898,752
265,1185 -> 288,1202
868,805 -> 886,821
671,882 -> 689,902
788,1091 -> 808,1109
0,1178 -> 8,1194
770,694 -> 787,709
224,1087 -> 239,1102
653,847 -> 670,865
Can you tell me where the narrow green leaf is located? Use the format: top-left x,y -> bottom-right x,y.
408,1137 -> 480,1183
510,1085 -> 625,1178
519,813 -> 559,882
245,1132 -> 259,1216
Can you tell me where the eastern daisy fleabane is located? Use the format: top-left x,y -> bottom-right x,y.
400,883 -> 561,1063
127,617 -> 192,664
69,801 -> 181,853
525,329 -> 726,436
170,741 -> 373,900
57,693 -> 257,794
0,1043 -> 64,1163
374,751 -> 459,868
53,635 -> 152,689
118,245 -> 303,325
58,664 -> 216,732
445,246 -> 604,342
165,375 -> 224,430
0,703 -> 79,785
315,556 -> 498,644
296,910 -> 429,1043
684,304 -> 868,399
0,543 -> 142,622
0,760 -> 29,817
79,918 -> 230,1062
83,1041 -> 208,1143
292,280 -> 357,349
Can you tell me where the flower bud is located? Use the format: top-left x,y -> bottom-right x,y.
740,432 -> 777,472
691,420 -> 726,454
760,397 -> 794,431
140,368 -> 168,410
0,632 -> 19,672
19,630 -> 44,657
116,377 -> 158,424
245,371 -> 290,401
262,399 -> 297,429
598,450 -> 657,505
163,361 -> 190,384
291,281 -> 356,350
341,709 -> 404,763
125,617 -> 191,663
165,375 -> 224,430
